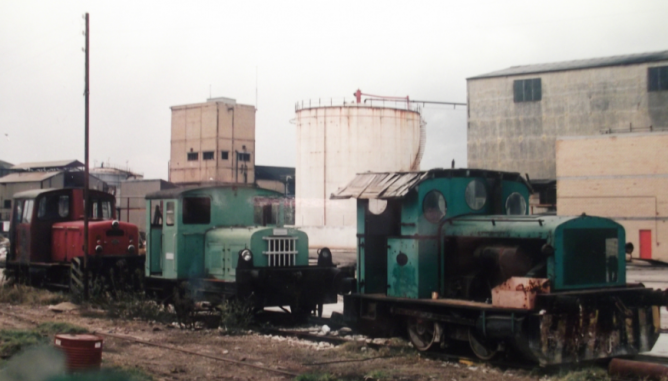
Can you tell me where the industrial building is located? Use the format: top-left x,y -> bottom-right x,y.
295,98 -> 424,248
467,50 -> 668,181
557,132 -> 668,261
169,97 -> 255,185
0,160 -> 107,232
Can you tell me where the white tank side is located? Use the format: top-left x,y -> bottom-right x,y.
295,105 -> 421,233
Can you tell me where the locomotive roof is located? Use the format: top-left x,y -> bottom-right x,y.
146,183 -> 274,199
331,168 -> 531,200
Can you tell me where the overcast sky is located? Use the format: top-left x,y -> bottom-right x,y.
1,0 -> 666,179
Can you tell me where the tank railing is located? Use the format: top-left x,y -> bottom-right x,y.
295,97 -> 421,112
599,125 -> 668,135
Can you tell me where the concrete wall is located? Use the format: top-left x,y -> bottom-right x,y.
557,132 -> 668,261
297,225 -> 357,250
119,179 -> 176,233
468,61 -> 668,179
295,105 -> 422,239
169,100 -> 255,185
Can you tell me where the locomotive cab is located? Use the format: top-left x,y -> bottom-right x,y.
144,185 -> 346,314
6,188 -> 143,289
333,169 -> 667,365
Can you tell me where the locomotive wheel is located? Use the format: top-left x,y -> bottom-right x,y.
468,329 -> 498,360
407,318 -> 441,351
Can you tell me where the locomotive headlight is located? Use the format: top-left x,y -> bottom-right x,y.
112,220 -> 119,229
317,247 -> 333,267
625,242 -> 634,255
241,249 -> 253,262
95,245 -> 103,254
128,245 -> 136,254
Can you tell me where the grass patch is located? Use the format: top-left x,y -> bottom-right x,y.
218,299 -> 254,334
364,369 -> 390,380
294,373 -> 341,381
43,367 -> 154,381
553,367 -> 610,381
0,322 -> 87,360
0,284 -> 68,306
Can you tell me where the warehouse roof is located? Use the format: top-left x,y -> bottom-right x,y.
0,171 -> 60,183
12,159 -> 83,171
469,50 -> 668,80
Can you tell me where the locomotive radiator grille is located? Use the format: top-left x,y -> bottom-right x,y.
262,236 -> 298,267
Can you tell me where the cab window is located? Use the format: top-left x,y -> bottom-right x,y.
165,202 -> 175,226
22,200 -> 34,223
38,194 -> 71,220
183,197 -> 210,224
151,201 -> 163,227
14,200 -> 23,224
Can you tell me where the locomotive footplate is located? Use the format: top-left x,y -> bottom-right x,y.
197,266 -> 346,311
344,286 -> 667,365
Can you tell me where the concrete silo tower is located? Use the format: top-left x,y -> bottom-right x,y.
295,90 -> 424,248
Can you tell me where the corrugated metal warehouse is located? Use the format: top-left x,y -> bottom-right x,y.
467,50 -> 668,180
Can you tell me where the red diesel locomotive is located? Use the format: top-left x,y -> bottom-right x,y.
5,188 -> 144,290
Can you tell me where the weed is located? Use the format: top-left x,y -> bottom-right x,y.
0,284 -> 68,306
218,298 -> 254,334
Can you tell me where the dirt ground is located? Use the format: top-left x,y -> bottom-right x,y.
1,259 -> 666,380
0,302 -> 550,381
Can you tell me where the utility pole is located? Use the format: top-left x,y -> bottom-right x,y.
83,12 -> 90,300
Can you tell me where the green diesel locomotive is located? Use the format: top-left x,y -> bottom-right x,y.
334,169 -> 667,365
144,185 -> 346,316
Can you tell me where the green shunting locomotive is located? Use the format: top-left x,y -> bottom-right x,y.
334,169 -> 667,365
144,185 -> 347,316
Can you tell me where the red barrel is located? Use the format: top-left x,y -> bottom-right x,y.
54,334 -> 104,372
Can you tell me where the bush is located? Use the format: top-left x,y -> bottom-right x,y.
94,290 -> 171,323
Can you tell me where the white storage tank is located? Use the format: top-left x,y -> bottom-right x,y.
295,99 -> 423,248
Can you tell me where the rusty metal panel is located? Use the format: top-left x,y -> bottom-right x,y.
331,171 -> 427,200
491,277 -> 550,309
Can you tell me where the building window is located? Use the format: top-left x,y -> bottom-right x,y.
514,78 -> 542,102
648,66 -> 668,92
237,152 -> 251,162
203,151 -> 214,160
3,200 -> 10,208
221,151 -> 229,160
187,152 -> 198,161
